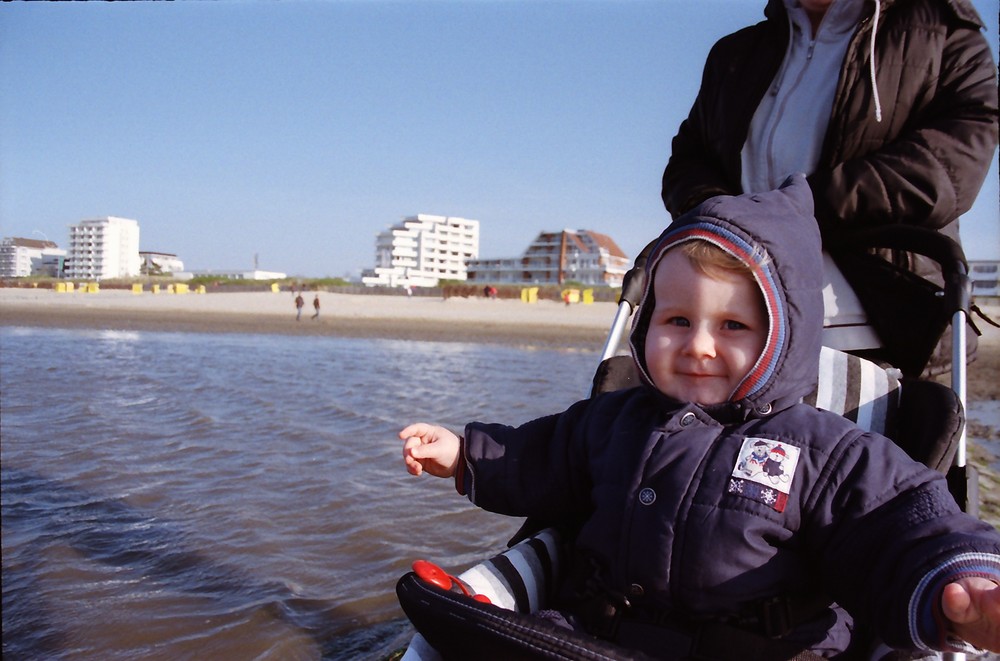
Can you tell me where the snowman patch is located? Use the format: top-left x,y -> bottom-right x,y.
728,437 -> 801,513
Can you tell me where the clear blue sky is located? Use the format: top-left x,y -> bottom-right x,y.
1,0 -> 997,278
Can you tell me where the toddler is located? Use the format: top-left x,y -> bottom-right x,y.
401,176 -> 1000,657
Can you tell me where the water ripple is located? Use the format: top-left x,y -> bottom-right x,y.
1,327 -> 595,659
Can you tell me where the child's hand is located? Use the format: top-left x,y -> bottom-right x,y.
401,423 -> 461,479
943,577 -> 1000,652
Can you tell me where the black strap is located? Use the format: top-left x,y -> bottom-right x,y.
729,592 -> 833,638
577,584 -> 831,660
695,621 -> 827,661
612,619 -> 826,661
972,303 -> 999,332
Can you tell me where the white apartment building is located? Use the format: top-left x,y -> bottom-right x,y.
174,268 -> 287,281
970,259 -> 1000,298
139,251 -> 185,276
66,216 -> 141,280
362,214 -> 479,288
0,237 -> 67,278
467,229 -> 630,287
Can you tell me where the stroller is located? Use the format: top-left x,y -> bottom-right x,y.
394,226 -> 987,661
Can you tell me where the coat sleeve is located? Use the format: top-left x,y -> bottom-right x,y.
460,399 -> 596,521
811,26 -> 999,235
661,21 -> 789,219
660,37 -> 747,218
805,429 -> 1000,651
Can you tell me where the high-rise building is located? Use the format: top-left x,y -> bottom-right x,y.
0,237 -> 66,278
362,214 -> 479,288
467,229 -> 629,287
66,216 -> 141,280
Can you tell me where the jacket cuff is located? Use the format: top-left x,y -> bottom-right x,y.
909,552 -> 1000,651
454,436 -> 472,497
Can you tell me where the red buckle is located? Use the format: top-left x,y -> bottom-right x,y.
412,560 -> 492,604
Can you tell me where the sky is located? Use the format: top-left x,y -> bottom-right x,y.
1,1 -> 997,279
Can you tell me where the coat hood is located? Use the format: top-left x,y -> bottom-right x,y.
764,0 -> 988,30
630,174 -> 824,418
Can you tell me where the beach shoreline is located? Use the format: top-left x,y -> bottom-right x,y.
3,287 -> 999,525
1,288 -> 997,381
0,288 -> 617,349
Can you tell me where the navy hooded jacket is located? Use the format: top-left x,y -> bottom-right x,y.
458,176 -> 1000,655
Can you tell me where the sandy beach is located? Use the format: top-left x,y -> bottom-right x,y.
0,288 -> 618,350
1,287 -> 997,391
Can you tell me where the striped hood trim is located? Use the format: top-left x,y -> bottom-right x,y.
630,173 -> 824,418
651,223 -> 786,402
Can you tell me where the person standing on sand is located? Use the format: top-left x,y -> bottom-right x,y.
295,293 -> 305,321
312,294 -> 320,320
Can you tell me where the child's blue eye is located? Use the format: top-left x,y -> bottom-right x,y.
724,320 -> 749,330
668,317 -> 690,327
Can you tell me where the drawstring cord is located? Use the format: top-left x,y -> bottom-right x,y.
869,0 -> 883,122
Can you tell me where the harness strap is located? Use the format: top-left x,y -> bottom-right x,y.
576,587 -> 831,660
613,619 -> 827,661
726,592 -> 833,638
570,556 -> 830,659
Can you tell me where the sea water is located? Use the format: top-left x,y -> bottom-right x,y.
1,326 -> 597,660
6,325 -> 998,660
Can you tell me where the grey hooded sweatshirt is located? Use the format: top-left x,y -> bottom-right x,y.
741,0 -> 867,194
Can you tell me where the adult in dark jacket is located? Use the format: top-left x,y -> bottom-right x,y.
661,0 -> 999,374
400,176 -> 1000,657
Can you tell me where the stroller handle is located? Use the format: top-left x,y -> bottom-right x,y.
826,225 -> 971,315
618,237 -> 660,310
598,238 -> 660,364
598,238 -> 659,364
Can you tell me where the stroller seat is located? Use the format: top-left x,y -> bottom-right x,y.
820,251 -> 882,352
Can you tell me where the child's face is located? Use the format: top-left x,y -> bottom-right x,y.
644,248 -> 768,405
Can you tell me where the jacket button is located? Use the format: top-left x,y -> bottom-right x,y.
629,583 -> 644,597
680,412 -> 696,426
639,488 -> 656,505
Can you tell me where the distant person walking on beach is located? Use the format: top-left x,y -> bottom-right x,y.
295,293 -> 305,321
312,294 -> 320,320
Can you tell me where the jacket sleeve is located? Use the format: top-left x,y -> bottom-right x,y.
661,22 -> 787,219
805,429 -> 1000,651
811,26 -> 999,236
459,399 -> 595,521
660,38 -> 745,218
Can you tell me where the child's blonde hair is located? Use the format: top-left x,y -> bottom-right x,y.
680,240 -> 755,280
678,240 -> 767,322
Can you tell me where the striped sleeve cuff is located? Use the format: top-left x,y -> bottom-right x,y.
909,552 -> 1000,652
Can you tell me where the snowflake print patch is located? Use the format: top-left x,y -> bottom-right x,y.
728,437 -> 801,513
